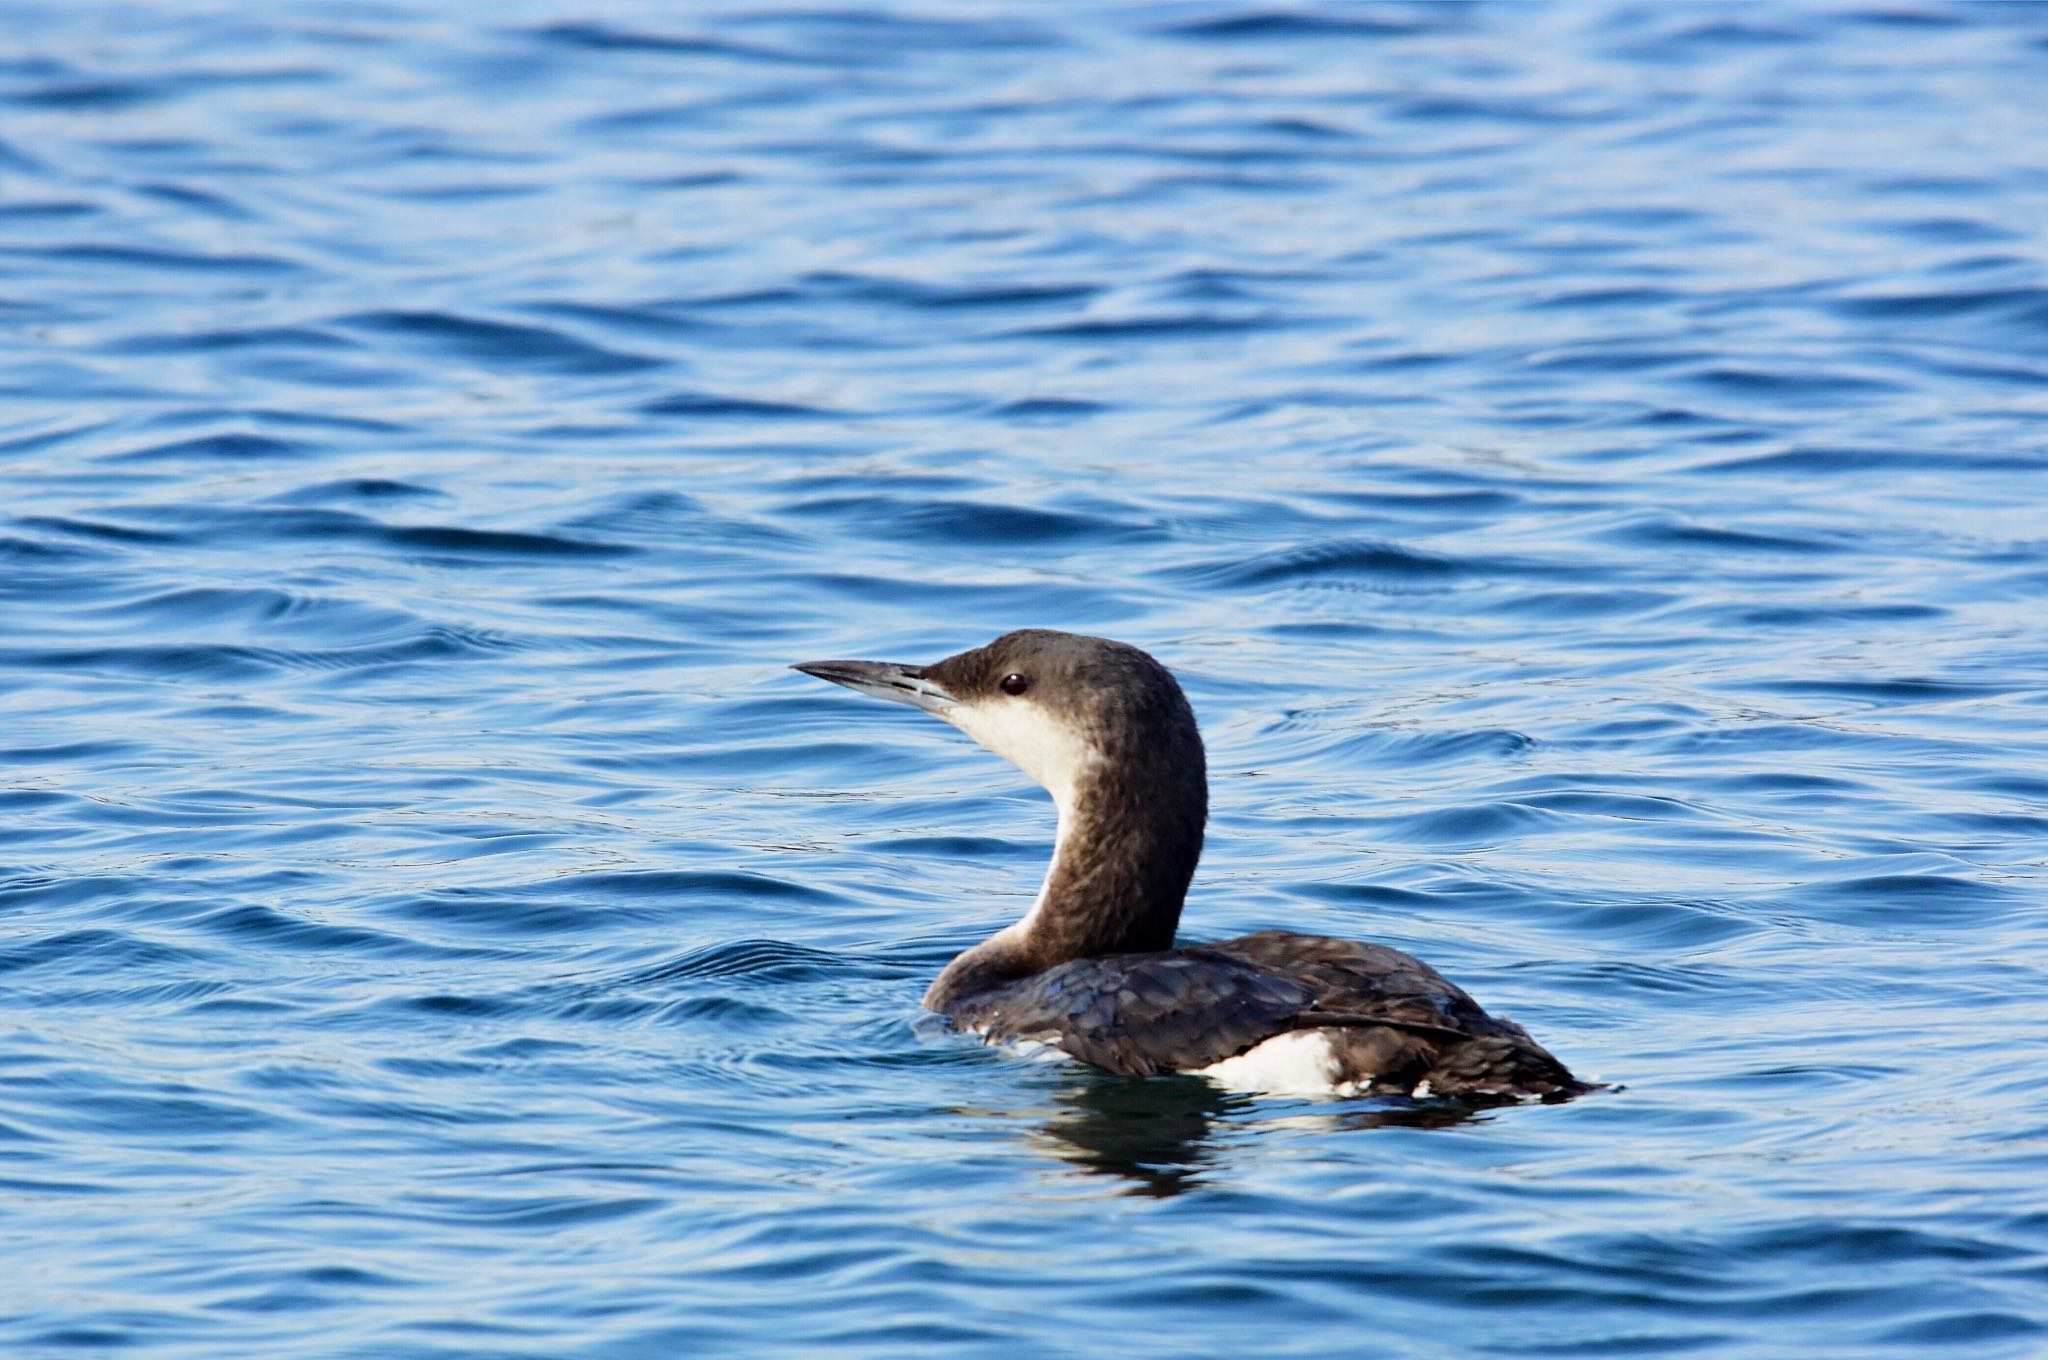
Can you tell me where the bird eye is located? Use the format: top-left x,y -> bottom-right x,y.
999,673 -> 1030,696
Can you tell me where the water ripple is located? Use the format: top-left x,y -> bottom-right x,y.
3,3 -> 2046,1358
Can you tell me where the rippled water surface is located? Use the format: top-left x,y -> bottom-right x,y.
5,2 -> 2048,1355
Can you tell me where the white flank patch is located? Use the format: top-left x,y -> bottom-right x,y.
1196,1030 -> 1364,1097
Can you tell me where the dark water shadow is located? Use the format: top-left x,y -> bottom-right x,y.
1031,1073 -> 1493,1198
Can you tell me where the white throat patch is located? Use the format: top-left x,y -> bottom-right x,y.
941,696 -> 1101,813
942,696 -> 1102,944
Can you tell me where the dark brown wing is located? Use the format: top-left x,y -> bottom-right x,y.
1201,930 -> 1512,1037
944,950 -> 1316,1077
945,930 -> 1590,1099
1210,931 -> 1587,1098
1212,929 -> 1581,1097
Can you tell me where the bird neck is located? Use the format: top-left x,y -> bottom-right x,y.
924,749 -> 1207,1011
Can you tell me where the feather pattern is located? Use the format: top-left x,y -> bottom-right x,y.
945,930 -> 1586,1098
796,630 -> 1594,1103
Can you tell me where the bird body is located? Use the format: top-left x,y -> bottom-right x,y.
796,630 -> 1589,1102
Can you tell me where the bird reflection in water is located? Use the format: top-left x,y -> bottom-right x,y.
1027,1073 -> 1493,1198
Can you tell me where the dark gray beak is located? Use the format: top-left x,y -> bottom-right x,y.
792,658 -> 960,715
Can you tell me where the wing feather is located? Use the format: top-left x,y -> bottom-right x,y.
949,951 -> 1315,1076
941,930 -> 1587,1097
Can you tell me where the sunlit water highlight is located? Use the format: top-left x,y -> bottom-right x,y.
3,3 -> 2047,1356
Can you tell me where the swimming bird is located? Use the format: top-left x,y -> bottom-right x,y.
795,630 -> 1590,1101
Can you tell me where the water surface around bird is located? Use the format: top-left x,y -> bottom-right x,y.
3,3 -> 2047,1356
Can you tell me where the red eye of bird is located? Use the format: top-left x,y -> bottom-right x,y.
1000,673 -> 1030,696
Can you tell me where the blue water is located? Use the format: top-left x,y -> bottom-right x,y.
4,2 -> 2047,1355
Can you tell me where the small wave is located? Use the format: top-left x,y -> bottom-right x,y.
115,503 -> 632,562
1697,445 -> 2047,476
380,524 -> 635,560
38,1086 -> 276,1139
524,20 -> 779,61
560,489 -> 720,541
105,324 -> 354,355
5,623 -> 525,682
1,740 -> 143,766
0,927 -> 211,978
623,938 -> 854,985
3,643 -> 280,682
105,432 -> 313,463
804,271 -> 1099,312
984,397 -> 1109,422
784,495 -> 1145,548
1003,313 -> 1280,340
0,533 -> 107,563
1686,364 -> 1899,399
1745,676 -> 2006,703
8,73 -> 171,108
1268,725 -> 1537,770
1377,800 -> 1564,848
1683,600 -> 1944,630
1525,286 -> 1686,311
730,8 -> 1059,55
269,478 -> 445,505
522,300 -> 716,339
1830,285 -> 2048,322
1169,538 -> 1482,590
1529,345 -> 1713,373
193,904 -> 463,958
92,584 -> 412,636
388,992 -> 520,1019
1597,513 -> 1840,556
640,390 -> 834,419
1163,11 -> 1437,40
1494,588 -> 1676,620
380,891 -> 619,939
2,242 -> 309,276
1786,872 -> 2021,918
1517,790 -> 1717,822
17,514 -> 187,545
548,870 -> 836,904
1880,1312 -> 2044,1347
341,309 -> 662,376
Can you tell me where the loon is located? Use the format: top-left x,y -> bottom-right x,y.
795,629 -> 1590,1101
